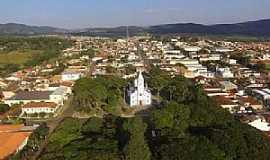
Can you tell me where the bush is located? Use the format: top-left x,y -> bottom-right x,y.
0,104 -> 10,114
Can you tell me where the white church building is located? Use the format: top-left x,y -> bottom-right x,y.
126,71 -> 152,107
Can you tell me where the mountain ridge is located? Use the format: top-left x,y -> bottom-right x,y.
1,19 -> 270,36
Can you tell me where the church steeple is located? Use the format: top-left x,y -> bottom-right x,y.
138,71 -> 144,81
137,71 -> 145,94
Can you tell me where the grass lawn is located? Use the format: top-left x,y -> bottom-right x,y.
0,50 -> 41,65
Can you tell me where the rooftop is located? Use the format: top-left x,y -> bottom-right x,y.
212,96 -> 236,106
0,124 -> 33,159
0,132 -> 31,159
22,102 -> 58,109
7,91 -> 53,101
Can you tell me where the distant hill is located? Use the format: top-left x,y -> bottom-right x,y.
148,19 -> 270,36
0,23 -> 68,35
1,19 -> 270,37
78,19 -> 270,37
73,26 -> 146,37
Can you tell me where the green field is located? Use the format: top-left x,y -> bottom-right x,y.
0,50 -> 41,65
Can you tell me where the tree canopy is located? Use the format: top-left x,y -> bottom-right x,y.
72,76 -> 127,115
42,71 -> 270,160
40,116 -> 151,160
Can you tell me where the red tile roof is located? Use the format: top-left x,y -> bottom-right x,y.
239,96 -> 261,106
22,102 -> 57,109
0,124 -> 32,159
0,132 -> 31,159
212,96 -> 236,106
0,124 -> 24,133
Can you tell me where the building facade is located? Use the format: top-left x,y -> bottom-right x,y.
21,102 -> 58,114
126,72 -> 151,107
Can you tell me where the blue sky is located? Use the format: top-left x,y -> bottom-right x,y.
0,0 -> 269,29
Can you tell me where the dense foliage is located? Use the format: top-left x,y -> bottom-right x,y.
45,70 -> 270,160
40,116 -> 151,160
72,76 -> 127,115
0,103 -> 10,114
0,37 -> 71,52
147,68 -> 270,160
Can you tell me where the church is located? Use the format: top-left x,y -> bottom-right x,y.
126,71 -> 152,107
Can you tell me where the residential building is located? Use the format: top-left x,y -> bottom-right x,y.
22,102 -> 58,114
248,117 -> 270,131
61,71 -> 82,81
4,88 -> 68,106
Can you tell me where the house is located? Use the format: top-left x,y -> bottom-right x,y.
248,116 -> 270,131
239,96 -> 263,110
0,80 -> 8,88
216,67 -> 234,78
4,91 -> 53,106
228,59 -> 237,65
4,88 -> 68,106
127,52 -> 139,61
1,91 -> 15,100
126,72 -> 151,107
22,102 -> 58,114
204,89 -> 230,97
0,124 -> 34,159
214,48 -> 233,53
212,96 -> 238,112
219,81 -> 238,91
252,89 -> 270,101
61,71 -> 82,81
48,83 -> 61,91
49,87 -> 69,105
183,46 -> 201,52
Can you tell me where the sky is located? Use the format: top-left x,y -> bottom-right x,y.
0,0 -> 269,29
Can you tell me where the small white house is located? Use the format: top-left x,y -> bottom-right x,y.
49,87 -> 68,105
216,67 -> 234,78
183,46 -> 201,52
248,117 -> 270,131
61,71 -> 82,81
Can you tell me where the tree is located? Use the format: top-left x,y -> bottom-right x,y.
157,136 -> 227,160
106,66 -> 118,74
0,104 -> 10,114
151,102 -> 190,137
161,76 -> 195,104
73,78 -> 107,112
12,123 -> 49,160
72,76 -> 127,115
147,67 -> 170,97
81,49 -> 95,58
123,117 -> 151,160
125,64 -> 136,75
205,121 -> 270,160
81,117 -> 103,135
